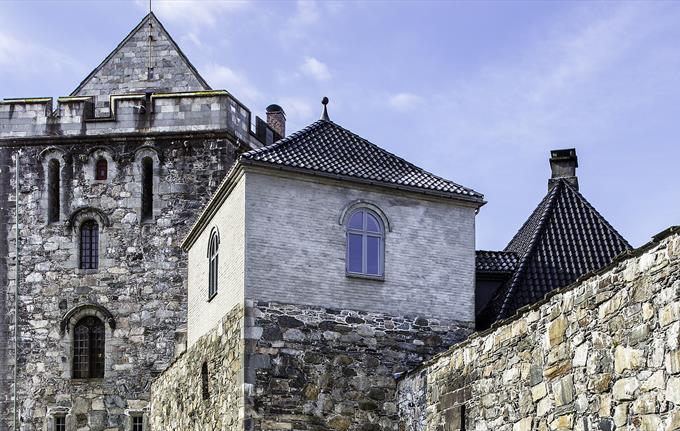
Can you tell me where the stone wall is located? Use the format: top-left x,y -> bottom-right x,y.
149,300 -> 472,431
397,228 -> 680,431
0,146 -> 12,430
150,304 -> 244,431
0,134 -> 239,430
244,301 -> 472,431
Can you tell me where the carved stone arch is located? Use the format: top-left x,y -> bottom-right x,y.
66,206 -> 111,231
85,146 -> 115,181
86,145 -> 115,158
338,200 -> 392,232
60,303 -> 116,335
133,144 -> 163,165
38,146 -> 69,164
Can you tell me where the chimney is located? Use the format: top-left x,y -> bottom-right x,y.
548,148 -> 578,191
266,104 -> 286,139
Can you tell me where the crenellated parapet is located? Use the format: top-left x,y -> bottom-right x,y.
0,91 -> 256,143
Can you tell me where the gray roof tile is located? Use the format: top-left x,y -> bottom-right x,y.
241,120 -> 483,201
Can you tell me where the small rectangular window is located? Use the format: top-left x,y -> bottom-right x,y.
132,415 -> 144,431
55,415 -> 66,431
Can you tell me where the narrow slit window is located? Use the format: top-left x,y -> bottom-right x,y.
73,316 -> 105,379
54,415 -> 66,431
95,159 -> 108,180
346,209 -> 384,277
47,159 -> 60,223
201,362 -> 210,401
208,229 -> 219,300
141,157 -> 153,221
79,220 -> 99,270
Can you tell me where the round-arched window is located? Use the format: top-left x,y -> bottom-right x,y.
346,209 -> 384,277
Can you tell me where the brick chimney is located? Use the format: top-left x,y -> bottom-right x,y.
266,104 -> 286,139
548,148 -> 578,191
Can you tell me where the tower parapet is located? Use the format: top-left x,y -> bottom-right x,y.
0,91 -> 264,146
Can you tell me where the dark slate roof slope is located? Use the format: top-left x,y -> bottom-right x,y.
476,251 -> 518,273
485,179 -> 631,322
241,120 -> 483,202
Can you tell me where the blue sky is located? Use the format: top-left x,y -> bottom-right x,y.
1,1 -> 679,250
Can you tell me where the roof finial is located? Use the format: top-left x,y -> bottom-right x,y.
321,97 -> 330,121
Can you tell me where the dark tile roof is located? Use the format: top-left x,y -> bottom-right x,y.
476,251 -> 518,273
241,120 -> 483,202
481,179 -> 631,324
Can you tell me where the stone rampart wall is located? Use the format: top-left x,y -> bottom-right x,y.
398,229 -> 680,431
150,304 -> 244,431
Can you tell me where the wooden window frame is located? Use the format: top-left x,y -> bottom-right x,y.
72,316 -> 105,379
79,220 -> 99,270
207,228 -> 220,301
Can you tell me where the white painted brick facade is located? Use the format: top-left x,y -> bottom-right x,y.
187,177 -> 246,346
245,171 -> 476,322
187,168 -> 477,342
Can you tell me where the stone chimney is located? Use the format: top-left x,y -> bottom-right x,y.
266,104 -> 286,139
548,148 -> 578,191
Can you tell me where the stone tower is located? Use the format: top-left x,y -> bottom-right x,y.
0,13 -> 276,431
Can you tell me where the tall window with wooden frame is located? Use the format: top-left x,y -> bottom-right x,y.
95,158 -> 108,180
207,228 -> 219,300
73,316 -> 105,379
79,220 -> 99,270
47,159 -> 60,223
54,415 -> 66,431
141,157 -> 153,221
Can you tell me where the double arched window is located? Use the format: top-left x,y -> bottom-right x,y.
80,220 -> 99,270
346,209 -> 384,277
208,229 -> 219,300
73,316 -> 105,379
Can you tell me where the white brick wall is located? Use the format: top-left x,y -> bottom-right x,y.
187,168 -> 478,343
244,170 -> 477,323
187,177 -> 246,346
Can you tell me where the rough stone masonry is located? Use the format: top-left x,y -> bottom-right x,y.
397,227 -> 680,431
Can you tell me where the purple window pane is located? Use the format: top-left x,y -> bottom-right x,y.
366,214 -> 381,233
366,236 -> 381,275
348,211 -> 364,229
348,233 -> 363,273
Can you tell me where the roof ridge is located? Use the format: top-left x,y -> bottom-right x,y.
496,181 -> 563,319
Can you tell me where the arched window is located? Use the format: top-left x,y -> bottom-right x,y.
80,220 -> 99,270
141,157 -> 153,221
95,159 -> 108,180
208,229 -> 219,300
47,159 -> 60,223
201,362 -> 210,400
73,316 -> 105,379
346,209 -> 384,277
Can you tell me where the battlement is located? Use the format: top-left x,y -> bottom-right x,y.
0,91 -> 259,143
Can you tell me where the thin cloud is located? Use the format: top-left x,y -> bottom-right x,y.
300,57 -> 331,82
278,97 -> 315,124
388,93 -> 424,111
0,32 -> 80,77
137,0 -> 251,28
202,63 -> 261,105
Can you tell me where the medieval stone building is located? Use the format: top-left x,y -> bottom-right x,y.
0,13 -> 280,431
1,10 -> 650,431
